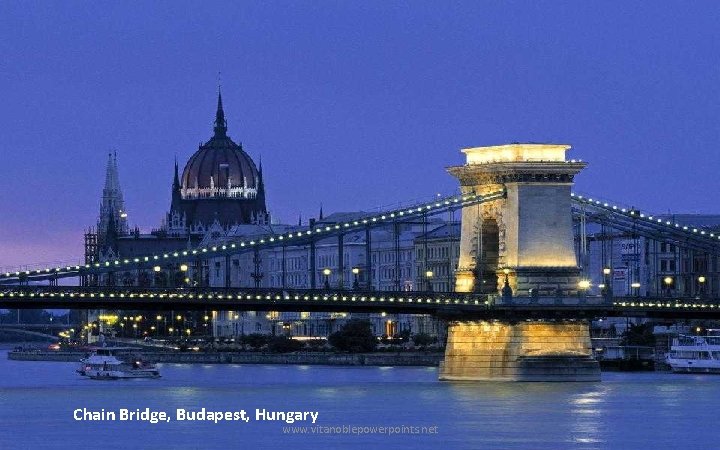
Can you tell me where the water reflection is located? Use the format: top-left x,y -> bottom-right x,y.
2,350 -> 720,449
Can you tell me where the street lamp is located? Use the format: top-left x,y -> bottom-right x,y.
425,270 -> 434,292
352,267 -> 360,290
578,279 -> 591,298
323,268 -> 331,290
663,276 -> 673,297
180,264 -> 189,286
698,275 -> 706,297
601,267 -> 612,299
501,268 -> 512,299
152,265 -> 162,288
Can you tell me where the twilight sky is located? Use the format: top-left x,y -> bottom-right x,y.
1,2 -> 719,268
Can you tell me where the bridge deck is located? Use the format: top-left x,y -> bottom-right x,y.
1,287 -> 719,319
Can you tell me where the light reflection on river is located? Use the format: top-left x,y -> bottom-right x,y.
1,349 -> 719,449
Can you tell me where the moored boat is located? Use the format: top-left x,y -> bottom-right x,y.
666,333 -> 720,373
77,347 -> 161,379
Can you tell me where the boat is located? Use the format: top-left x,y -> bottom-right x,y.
665,333 -> 720,373
77,347 -> 161,379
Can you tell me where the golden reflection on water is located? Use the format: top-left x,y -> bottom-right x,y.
445,381 -> 609,447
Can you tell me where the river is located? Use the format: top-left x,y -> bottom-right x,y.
0,348 -> 718,449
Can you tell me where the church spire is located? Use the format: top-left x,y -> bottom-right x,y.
99,151 -> 128,239
214,88 -> 227,137
256,156 -> 266,206
171,156 -> 182,212
173,155 -> 180,189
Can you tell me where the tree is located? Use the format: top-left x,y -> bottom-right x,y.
412,333 -> 437,348
267,335 -> 304,353
242,333 -> 269,350
621,323 -> 655,347
305,339 -> 327,350
328,320 -> 377,353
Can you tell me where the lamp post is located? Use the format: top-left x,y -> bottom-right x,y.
323,268 -> 331,290
663,276 -> 673,298
180,263 -> 189,287
425,270 -> 433,292
602,267 -> 612,300
352,267 -> 360,290
153,265 -> 161,288
501,268 -> 512,300
578,279 -> 591,299
698,275 -> 706,298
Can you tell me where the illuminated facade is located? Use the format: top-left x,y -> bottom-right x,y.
448,143 -> 586,295
202,214 -> 450,339
581,217 -> 720,298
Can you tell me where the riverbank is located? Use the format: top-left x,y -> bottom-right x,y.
7,350 -> 443,366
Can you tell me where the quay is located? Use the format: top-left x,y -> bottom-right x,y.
7,350 -> 443,367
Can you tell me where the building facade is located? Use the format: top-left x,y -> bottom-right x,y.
581,217 -> 720,298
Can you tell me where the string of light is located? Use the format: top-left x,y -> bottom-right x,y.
0,190 -> 505,282
571,193 -> 720,242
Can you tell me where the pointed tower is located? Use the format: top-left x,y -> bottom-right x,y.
171,156 -> 182,212
319,204 -> 324,221
174,89 -> 268,227
98,151 -> 129,243
256,157 -> 266,210
214,88 -> 227,137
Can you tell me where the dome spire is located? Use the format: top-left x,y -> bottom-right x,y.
214,85 -> 227,137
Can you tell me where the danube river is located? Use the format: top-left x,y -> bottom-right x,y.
1,348 -> 719,449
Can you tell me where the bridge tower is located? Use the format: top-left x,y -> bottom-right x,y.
441,144 -> 599,381
449,143 -> 586,295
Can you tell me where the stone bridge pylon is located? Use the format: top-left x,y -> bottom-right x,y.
448,143 -> 586,296
440,144 -> 600,382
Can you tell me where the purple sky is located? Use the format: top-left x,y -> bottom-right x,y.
1,2 -> 720,269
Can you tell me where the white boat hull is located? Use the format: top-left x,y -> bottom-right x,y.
77,347 -> 161,380
83,369 -> 161,379
666,358 -> 720,374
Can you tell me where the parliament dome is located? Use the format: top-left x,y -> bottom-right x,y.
180,92 -> 261,200
169,91 -> 268,228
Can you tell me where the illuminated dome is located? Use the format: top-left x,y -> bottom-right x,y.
181,93 -> 260,199
169,92 -> 268,228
